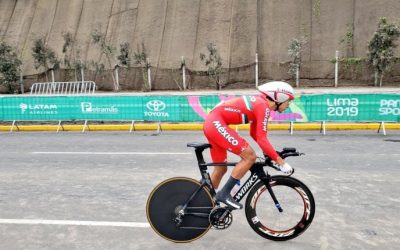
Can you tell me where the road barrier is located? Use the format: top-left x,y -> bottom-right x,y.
30,81 -> 96,95
0,93 -> 399,134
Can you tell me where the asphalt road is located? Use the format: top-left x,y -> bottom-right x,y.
0,130 -> 399,250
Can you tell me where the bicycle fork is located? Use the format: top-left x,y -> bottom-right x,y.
265,181 -> 284,212
257,170 -> 284,213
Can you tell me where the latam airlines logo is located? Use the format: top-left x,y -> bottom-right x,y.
145,100 -> 169,117
213,121 -> 239,146
19,103 -> 58,115
19,103 -> 28,114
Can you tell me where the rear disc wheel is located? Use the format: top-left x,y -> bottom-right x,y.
146,177 -> 215,243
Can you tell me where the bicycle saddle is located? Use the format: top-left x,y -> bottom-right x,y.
187,143 -> 212,150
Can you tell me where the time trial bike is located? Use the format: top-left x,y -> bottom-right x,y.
146,143 -> 315,243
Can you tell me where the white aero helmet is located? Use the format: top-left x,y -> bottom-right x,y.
257,81 -> 294,103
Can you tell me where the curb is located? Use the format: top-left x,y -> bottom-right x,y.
0,122 -> 399,132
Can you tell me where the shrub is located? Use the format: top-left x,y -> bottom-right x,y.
200,43 -> 223,90
0,41 -> 22,93
367,17 -> 400,86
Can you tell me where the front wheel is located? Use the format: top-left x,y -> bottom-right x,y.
245,176 -> 315,241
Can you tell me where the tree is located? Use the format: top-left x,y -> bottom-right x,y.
117,42 -> 131,67
62,32 -> 74,67
0,41 -> 22,93
200,43 -> 223,90
333,24 -> 366,81
31,37 -> 60,81
367,17 -> 400,87
133,42 -> 151,92
91,29 -> 118,90
61,32 -> 86,81
288,38 -> 306,87
339,23 -> 355,57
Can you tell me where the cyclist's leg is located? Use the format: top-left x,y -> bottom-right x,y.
204,116 -> 229,189
215,145 -> 256,210
208,143 -> 227,189
232,146 -> 257,179
211,167 -> 227,189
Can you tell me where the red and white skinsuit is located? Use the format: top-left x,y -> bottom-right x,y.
203,94 -> 279,163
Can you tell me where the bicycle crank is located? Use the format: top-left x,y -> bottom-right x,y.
209,207 -> 233,230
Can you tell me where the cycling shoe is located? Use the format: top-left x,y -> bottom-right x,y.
215,192 -> 243,210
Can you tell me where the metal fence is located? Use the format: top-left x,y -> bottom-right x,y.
30,81 -> 96,95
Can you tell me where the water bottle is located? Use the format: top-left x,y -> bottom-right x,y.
230,180 -> 241,196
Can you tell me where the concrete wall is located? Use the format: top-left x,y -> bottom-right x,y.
1,0 -> 399,91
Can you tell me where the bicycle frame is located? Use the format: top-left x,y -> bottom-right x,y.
188,145 -> 283,212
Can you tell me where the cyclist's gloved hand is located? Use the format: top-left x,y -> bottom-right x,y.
279,162 -> 293,174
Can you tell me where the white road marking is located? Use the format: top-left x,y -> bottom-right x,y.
32,152 -> 191,155
0,219 -> 150,228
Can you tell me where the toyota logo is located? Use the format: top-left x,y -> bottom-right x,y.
146,100 -> 166,111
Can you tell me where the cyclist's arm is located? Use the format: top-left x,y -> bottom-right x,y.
252,103 -> 280,162
275,156 -> 285,165
250,122 -> 284,164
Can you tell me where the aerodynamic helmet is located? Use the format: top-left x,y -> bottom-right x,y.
257,81 -> 295,104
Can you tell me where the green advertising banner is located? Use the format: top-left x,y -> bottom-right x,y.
299,94 -> 400,122
0,96 -> 186,121
0,94 -> 399,122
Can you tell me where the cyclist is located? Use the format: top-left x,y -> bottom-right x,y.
203,81 -> 295,209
